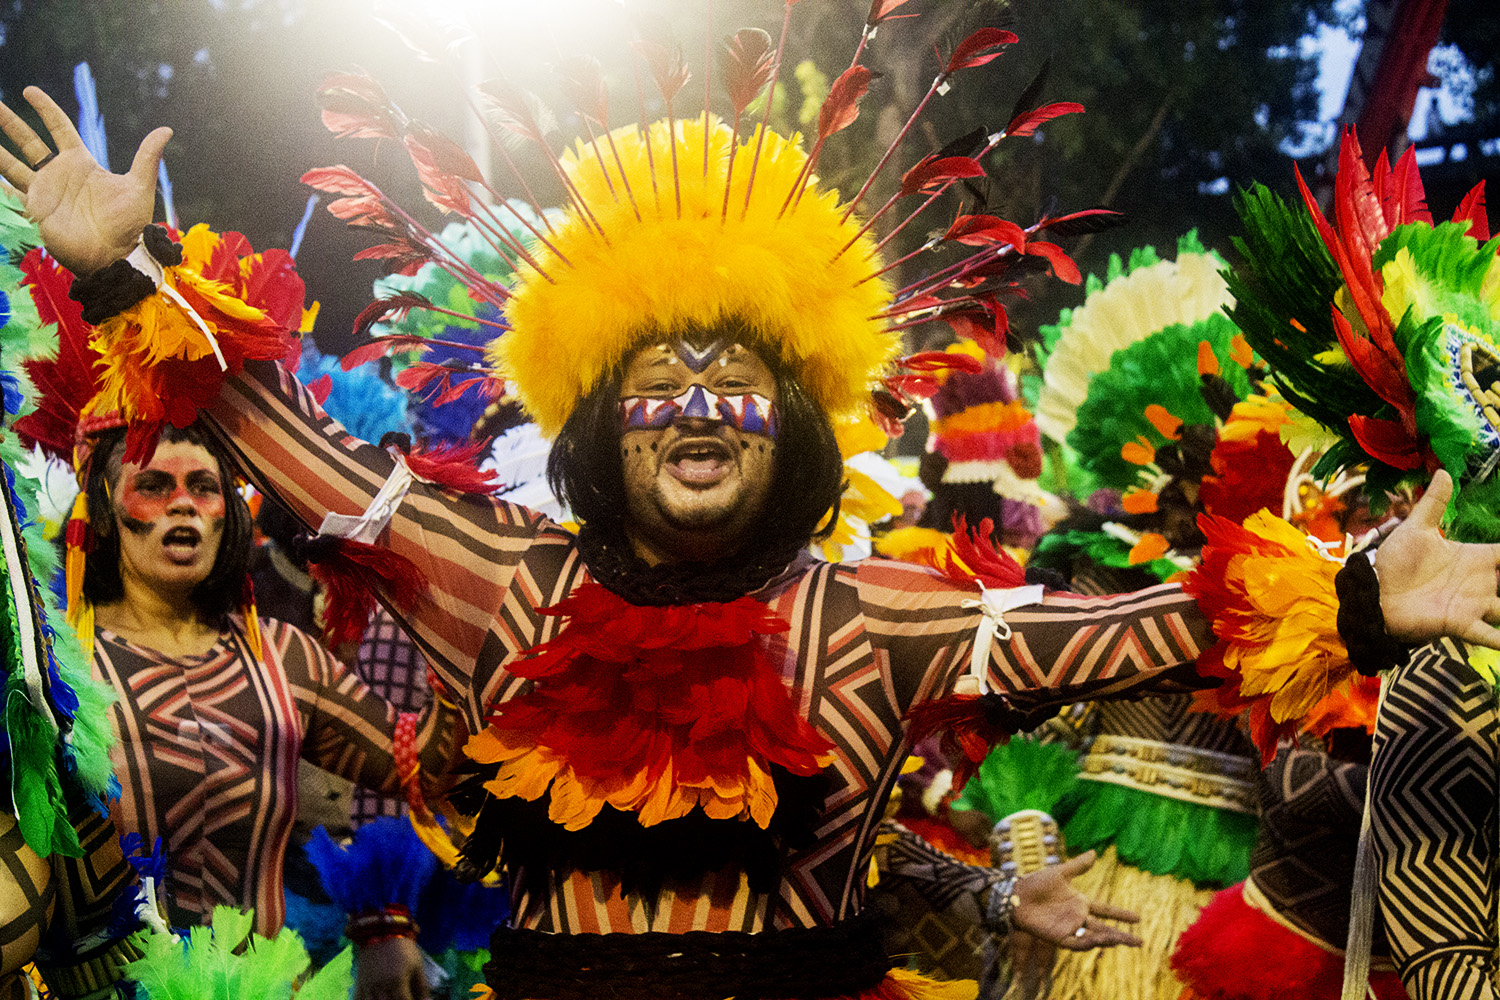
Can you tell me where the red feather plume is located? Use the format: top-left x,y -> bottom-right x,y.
401,441 -> 501,495
943,27 -> 1018,74
305,537 -> 429,649
13,250 -> 99,459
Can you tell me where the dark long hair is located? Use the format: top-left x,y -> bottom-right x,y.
547,338 -> 845,603
82,423 -> 253,621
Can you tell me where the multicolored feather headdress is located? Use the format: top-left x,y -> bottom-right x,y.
308,3 -> 1105,434
1229,129 -> 1499,541
1030,234 -> 1273,580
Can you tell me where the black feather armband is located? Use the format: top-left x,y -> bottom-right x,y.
1335,552 -> 1412,676
69,224 -> 183,323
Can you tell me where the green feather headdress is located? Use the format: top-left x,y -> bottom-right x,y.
1229,130 -> 1500,542
1032,233 -> 1263,581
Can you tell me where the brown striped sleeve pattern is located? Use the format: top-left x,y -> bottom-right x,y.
278,618 -> 402,795
205,360 -> 547,700
853,561 -> 1212,716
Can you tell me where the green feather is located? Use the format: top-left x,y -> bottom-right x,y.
1056,782 -> 1257,888
297,947 -> 354,1000
953,736 -> 1079,820
1031,530 -> 1182,583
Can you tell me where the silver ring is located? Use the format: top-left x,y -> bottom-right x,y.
1073,924 -> 1088,938
29,150 -> 57,171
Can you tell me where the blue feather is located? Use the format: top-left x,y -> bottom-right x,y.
72,63 -> 110,169
299,340 -> 410,444
157,161 -> 178,231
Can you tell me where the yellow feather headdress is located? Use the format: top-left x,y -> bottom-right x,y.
496,118 -> 898,437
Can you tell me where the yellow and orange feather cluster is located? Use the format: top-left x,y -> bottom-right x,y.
1184,510 -> 1364,762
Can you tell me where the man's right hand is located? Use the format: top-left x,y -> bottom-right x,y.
0,86 -> 170,275
1377,470 -> 1500,650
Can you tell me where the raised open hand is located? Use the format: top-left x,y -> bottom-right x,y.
1011,850 -> 1141,951
1377,470 -> 1500,650
0,86 -> 170,275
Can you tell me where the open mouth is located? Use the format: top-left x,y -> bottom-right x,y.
161,525 -> 203,564
664,437 -> 735,486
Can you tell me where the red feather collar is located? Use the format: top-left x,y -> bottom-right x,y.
467,581 -> 834,832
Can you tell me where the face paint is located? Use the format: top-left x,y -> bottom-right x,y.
618,338 -> 779,438
619,385 -> 779,438
117,454 -> 226,535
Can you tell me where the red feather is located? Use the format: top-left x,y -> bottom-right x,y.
340,335 -> 433,371
945,214 -> 1027,250
405,135 -> 472,216
945,515 -> 1026,589
403,440 -> 501,495
352,238 -> 433,274
902,693 -> 1016,789
317,71 -> 401,140
307,537 -> 429,649
817,65 -> 871,141
352,292 -> 434,340
1328,302 -> 1414,419
556,55 -> 611,126
484,583 -> 833,819
900,155 -> 985,197
307,375 -> 332,406
1348,414 -> 1427,471
301,164 -> 382,197
1379,145 -> 1432,228
394,362 -> 459,395
1452,181 -> 1489,242
1333,130 -> 1391,272
943,303 -> 1009,358
899,350 -> 984,375
1024,240 -> 1082,284
943,27 -> 1018,74
721,28 -> 776,116
477,78 -> 551,148
433,373 -> 498,406
884,373 -> 939,400
632,40 -> 691,106
1006,101 -> 1085,138
866,0 -> 918,25
13,250 -> 99,459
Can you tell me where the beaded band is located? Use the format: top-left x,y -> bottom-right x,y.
346,904 -> 419,947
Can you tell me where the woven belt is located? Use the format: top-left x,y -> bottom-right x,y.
1077,733 -> 1258,814
483,914 -> 891,1000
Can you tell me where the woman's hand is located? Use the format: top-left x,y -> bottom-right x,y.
354,936 -> 430,1000
1011,850 -> 1141,950
1377,470 -> 1500,650
0,86 -> 170,275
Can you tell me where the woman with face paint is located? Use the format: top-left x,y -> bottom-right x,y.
16,413 -> 459,998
